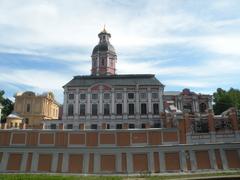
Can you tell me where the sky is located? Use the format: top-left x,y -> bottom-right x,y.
0,0 -> 240,103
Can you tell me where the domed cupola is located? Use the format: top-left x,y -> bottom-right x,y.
91,27 -> 117,76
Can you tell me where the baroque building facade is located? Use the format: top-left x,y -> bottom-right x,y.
6,91 -> 59,127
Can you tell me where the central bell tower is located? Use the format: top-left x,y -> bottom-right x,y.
91,27 -> 117,76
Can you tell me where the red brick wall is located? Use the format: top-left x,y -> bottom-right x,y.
68,154 -> 83,173
38,154 -> 52,172
195,151 -> 211,169
165,152 -> 180,171
7,153 -> 22,171
133,154 -> 148,172
101,155 -> 116,172
225,150 -> 240,169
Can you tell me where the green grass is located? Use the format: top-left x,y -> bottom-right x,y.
0,174 -> 122,180
0,171 -> 240,180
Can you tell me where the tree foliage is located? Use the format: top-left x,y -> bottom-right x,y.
0,90 -> 14,123
213,88 -> 240,115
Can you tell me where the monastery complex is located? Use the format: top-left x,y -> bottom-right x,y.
0,28 -> 239,174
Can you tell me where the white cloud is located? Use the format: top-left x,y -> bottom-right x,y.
0,69 -> 70,90
0,0 -> 240,101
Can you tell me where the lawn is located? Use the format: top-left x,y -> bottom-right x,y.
0,171 -> 240,180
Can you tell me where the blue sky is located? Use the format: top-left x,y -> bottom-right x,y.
0,0 -> 240,103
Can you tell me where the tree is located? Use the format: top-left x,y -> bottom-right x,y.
0,90 -> 14,123
213,88 -> 240,115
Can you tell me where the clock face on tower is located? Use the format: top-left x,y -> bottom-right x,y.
91,28 -> 117,76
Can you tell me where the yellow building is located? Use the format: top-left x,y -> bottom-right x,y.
7,91 -> 59,127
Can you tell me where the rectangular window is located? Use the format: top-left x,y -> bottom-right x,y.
116,93 -> 122,99
128,103 -> 134,115
92,93 -> 98,100
66,124 -> 73,129
153,123 -> 161,128
26,104 -> 31,112
80,94 -> 86,100
116,104 -> 122,115
128,93 -> 134,99
91,124 -> 98,130
92,104 -> 98,115
129,124 -> 135,129
153,103 -> 159,115
50,124 -> 57,129
68,94 -> 74,100
80,104 -> 85,116
104,104 -> 110,115
107,124 -> 110,129
104,93 -> 110,99
116,124 -> 122,129
152,92 -> 159,99
68,104 -> 74,116
140,92 -> 147,99
141,123 -> 146,128
141,103 -> 147,115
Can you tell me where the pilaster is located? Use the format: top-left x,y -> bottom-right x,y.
51,153 -> 58,172
189,150 -> 197,171
159,151 -> 165,172
20,152 -> 28,172
0,152 -> 8,172
62,153 -> 69,173
31,152 -> 38,172
126,152 -> 133,173
219,149 -> 228,170
83,153 -> 89,174
180,150 -> 188,172
209,149 -> 218,170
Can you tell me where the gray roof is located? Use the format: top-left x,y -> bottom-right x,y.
64,74 -> 163,88
92,43 -> 116,55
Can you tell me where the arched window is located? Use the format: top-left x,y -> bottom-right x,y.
199,103 -> 207,113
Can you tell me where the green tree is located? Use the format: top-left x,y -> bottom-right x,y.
213,88 -> 240,115
0,90 -> 14,123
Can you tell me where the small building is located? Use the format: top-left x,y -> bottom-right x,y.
7,91 -> 59,127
